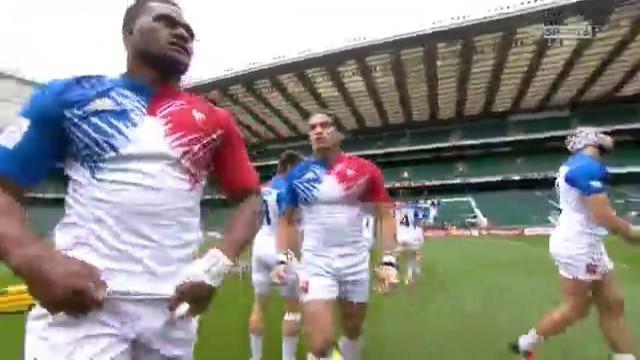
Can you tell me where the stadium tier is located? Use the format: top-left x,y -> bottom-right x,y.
249,103 -> 639,164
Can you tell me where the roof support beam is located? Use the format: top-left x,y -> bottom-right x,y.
207,91 -> 266,141
222,88 -> 283,138
269,76 -> 310,120
483,30 -> 516,113
604,58 -> 640,99
537,39 -> 595,110
455,38 -> 475,118
236,121 -> 264,141
571,16 -> 640,106
327,64 -> 367,129
390,51 -> 413,123
356,57 -> 389,126
293,71 -> 347,132
244,83 -> 302,136
510,36 -> 550,112
423,44 -> 439,120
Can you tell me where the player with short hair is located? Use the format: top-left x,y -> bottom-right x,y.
272,112 -> 398,360
249,150 -> 304,360
510,128 -> 639,360
0,1 -> 262,359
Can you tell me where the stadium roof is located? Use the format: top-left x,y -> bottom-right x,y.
188,0 -> 640,145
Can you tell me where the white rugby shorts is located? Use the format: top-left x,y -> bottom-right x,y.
549,234 -> 614,281
25,299 -> 198,360
251,248 -> 299,298
297,251 -> 370,303
397,230 -> 421,251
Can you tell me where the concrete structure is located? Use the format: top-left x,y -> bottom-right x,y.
0,72 -> 38,129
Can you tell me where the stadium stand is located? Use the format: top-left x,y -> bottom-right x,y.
12,0 -> 640,235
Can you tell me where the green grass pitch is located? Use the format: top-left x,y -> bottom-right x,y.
1,236 -> 639,359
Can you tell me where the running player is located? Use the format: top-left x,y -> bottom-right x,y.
272,112 -> 398,360
414,201 -> 428,276
362,213 -> 377,250
0,1 -> 262,359
510,128 -> 639,360
394,200 -> 421,284
249,150 -> 303,360
427,198 -> 440,225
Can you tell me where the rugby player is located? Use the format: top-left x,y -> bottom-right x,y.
0,1 -> 262,359
394,200 -> 422,284
272,112 -> 399,360
361,213 -> 376,250
510,128 -> 639,360
248,150 -> 303,360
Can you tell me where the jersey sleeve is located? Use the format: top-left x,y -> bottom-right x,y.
564,161 -> 608,196
0,80 -> 69,189
362,163 -> 391,203
209,108 -> 260,199
280,170 -> 300,210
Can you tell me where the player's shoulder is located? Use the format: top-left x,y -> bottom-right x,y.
564,153 -> 607,180
342,154 -> 381,173
181,95 -> 239,132
21,75 -> 118,125
269,175 -> 288,190
32,75 -> 113,105
287,157 -> 318,178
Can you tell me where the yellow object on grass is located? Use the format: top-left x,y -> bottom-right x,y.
0,284 -> 34,313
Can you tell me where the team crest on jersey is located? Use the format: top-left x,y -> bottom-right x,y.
331,158 -> 373,196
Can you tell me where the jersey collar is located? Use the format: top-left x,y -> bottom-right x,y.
117,74 -> 180,99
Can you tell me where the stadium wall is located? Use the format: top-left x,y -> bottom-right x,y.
0,72 -> 37,129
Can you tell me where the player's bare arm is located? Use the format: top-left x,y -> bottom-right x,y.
169,107 -> 262,317
271,207 -> 299,283
219,190 -> 263,260
587,194 -> 640,244
0,179 -> 106,316
375,201 -> 397,254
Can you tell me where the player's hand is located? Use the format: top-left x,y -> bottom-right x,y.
169,248 -> 233,318
374,254 -> 399,295
626,229 -> 640,245
271,264 -> 288,284
168,281 -> 215,317
11,244 -> 106,316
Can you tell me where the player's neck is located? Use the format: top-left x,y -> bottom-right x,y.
125,61 -> 180,89
314,147 -> 342,165
581,147 -> 601,160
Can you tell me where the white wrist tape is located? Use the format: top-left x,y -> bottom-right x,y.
381,254 -> 397,268
180,248 -> 234,287
283,312 -> 302,323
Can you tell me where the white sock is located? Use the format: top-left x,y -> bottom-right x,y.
282,335 -> 299,360
250,333 -> 263,360
518,328 -> 542,352
407,256 -> 417,280
339,336 -> 361,360
613,354 -> 636,360
307,349 -> 334,360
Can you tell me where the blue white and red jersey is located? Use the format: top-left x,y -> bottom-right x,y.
0,75 -> 259,294
282,153 -> 390,256
552,152 -> 610,252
